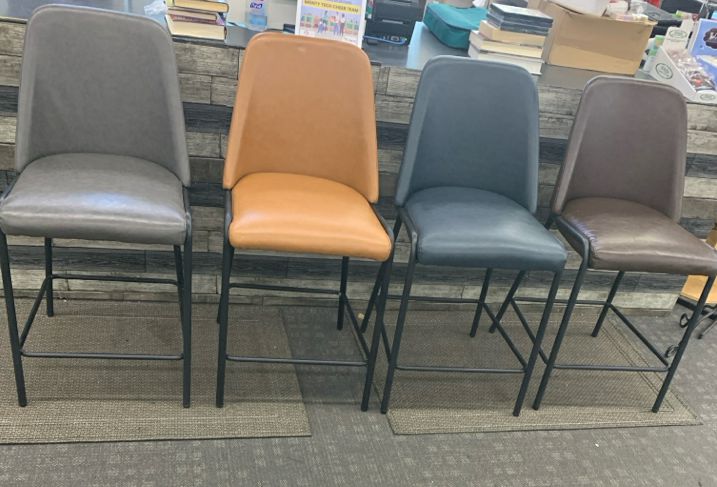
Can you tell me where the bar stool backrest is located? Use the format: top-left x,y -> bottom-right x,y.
551,76 -> 687,222
393,56 -> 540,212
223,33 -> 379,202
15,5 -> 190,186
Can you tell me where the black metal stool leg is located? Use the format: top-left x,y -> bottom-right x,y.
469,268 -> 493,337
0,231 -> 27,406
532,257 -> 589,410
181,232 -> 192,408
380,247 -> 416,414
173,245 -> 184,324
337,257 -> 349,330
591,271 -> 624,337
361,217 -> 402,334
361,258 -> 393,411
489,271 -> 527,334
652,275 -> 715,413
513,271 -> 561,416
359,272 -> 381,334
216,238 -> 234,407
44,238 -> 54,317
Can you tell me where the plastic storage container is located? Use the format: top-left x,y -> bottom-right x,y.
246,0 -> 268,31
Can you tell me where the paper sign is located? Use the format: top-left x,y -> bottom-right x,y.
295,0 -> 367,46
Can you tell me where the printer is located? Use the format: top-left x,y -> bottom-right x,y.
364,0 -> 423,43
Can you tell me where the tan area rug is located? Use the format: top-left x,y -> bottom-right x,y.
375,307 -> 698,434
0,300 -> 310,443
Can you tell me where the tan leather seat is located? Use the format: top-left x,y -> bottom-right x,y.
562,197 -> 717,275
229,173 -> 391,261
223,32 -> 389,262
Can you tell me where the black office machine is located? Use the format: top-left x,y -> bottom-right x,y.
365,0 -> 423,43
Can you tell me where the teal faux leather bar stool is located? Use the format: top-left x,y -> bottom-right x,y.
362,56 -> 567,416
0,6 -> 193,407
533,76 -> 717,413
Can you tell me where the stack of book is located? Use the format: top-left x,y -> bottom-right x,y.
468,3 -> 553,75
165,0 -> 229,41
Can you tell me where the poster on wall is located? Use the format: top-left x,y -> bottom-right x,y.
295,0 -> 367,47
689,19 -> 717,82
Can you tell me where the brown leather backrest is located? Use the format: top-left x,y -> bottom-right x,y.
223,33 -> 379,202
551,76 -> 687,222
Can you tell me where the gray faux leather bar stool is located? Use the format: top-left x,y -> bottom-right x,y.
533,76 -> 717,413
0,6 -> 193,407
362,56 -> 567,416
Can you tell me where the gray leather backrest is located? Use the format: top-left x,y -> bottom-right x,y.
15,5 -> 190,186
394,56 -> 539,212
551,76 -> 687,222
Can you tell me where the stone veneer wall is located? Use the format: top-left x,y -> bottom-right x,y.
1,20 -> 717,311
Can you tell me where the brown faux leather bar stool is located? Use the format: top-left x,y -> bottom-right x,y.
532,76 -> 717,413
215,33 -> 394,410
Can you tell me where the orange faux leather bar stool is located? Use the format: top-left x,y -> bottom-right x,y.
215,33 -> 394,411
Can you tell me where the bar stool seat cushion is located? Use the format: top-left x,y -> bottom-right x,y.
561,197 -> 717,275
0,153 -> 187,245
405,186 -> 566,271
229,172 -> 392,261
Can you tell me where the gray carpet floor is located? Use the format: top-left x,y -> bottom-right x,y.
0,302 -> 716,486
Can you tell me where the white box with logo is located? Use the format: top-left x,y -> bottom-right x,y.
649,47 -> 717,105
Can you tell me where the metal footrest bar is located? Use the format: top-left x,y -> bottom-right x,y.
396,364 -> 523,374
53,273 -> 178,286
381,301 -> 530,373
608,304 -> 670,366
382,301 -> 530,374
21,271 -> 186,361
21,350 -> 183,360
363,293 -> 457,360
226,355 -> 366,367
516,296 -> 609,306
386,294 -> 480,304
552,363 -> 668,372
222,280 -> 375,368
221,292 -> 371,368
511,296 -> 671,372
229,282 -> 339,295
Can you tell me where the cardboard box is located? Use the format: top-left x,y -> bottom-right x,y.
540,2 -> 654,75
682,226 -> 717,304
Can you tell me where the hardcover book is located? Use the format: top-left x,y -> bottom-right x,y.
167,7 -> 221,23
169,0 -> 230,13
486,14 -> 551,35
468,44 -> 543,75
165,13 -> 226,40
478,20 -> 545,47
689,19 -> 717,82
470,31 -> 543,58
489,3 -> 553,26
